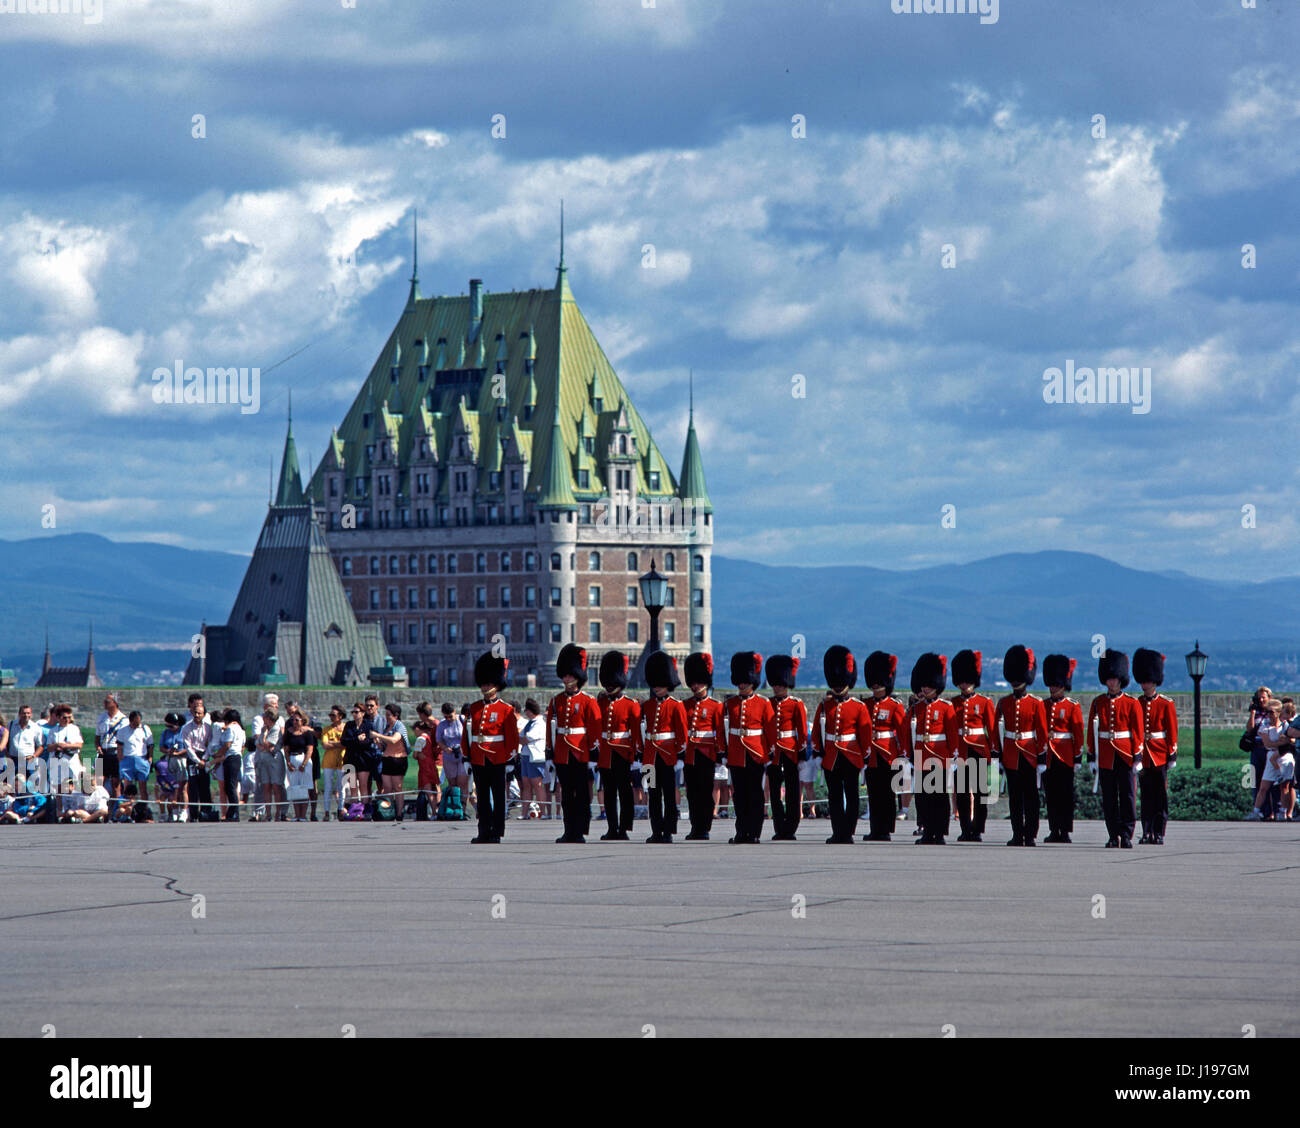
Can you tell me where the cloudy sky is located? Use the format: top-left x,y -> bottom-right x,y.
1,0 -> 1296,580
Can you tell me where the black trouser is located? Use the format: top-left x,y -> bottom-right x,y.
556,760 -> 591,840
1099,760 -> 1136,841
955,756 -> 989,837
684,758 -> 716,836
1044,759 -> 1075,836
220,757 -> 241,807
729,763 -> 765,841
824,758 -> 861,840
187,769 -> 213,820
865,763 -> 896,837
767,756 -> 800,838
915,760 -> 950,840
647,758 -> 678,837
602,755 -> 634,835
471,762 -> 506,839
1139,763 -> 1167,838
1006,762 -> 1040,842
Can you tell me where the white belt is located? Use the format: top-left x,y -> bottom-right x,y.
556,727 -> 586,735
874,731 -> 897,741
478,735 -> 505,744
1007,731 -> 1036,741
1050,732 -> 1074,742
777,729 -> 796,739
1099,730 -> 1131,740
604,730 -> 632,740
689,730 -> 716,740
648,731 -> 675,741
959,727 -> 986,736
917,734 -> 946,744
830,733 -> 859,745
1148,730 -> 1167,739
738,728 -> 765,737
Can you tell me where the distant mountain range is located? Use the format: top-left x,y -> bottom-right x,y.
0,534 -> 1292,690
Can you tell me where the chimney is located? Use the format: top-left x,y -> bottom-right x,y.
469,279 -> 483,342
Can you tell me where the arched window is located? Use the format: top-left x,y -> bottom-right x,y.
388,554 -> 399,574
626,551 -> 638,571
664,552 -> 675,572
501,552 -> 511,573
550,553 -> 562,570
408,553 -> 419,574
341,558 -> 353,576
693,554 -> 705,573
525,552 -> 537,570
476,553 -> 487,573
427,554 -> 438,574
588,551 -> 601,571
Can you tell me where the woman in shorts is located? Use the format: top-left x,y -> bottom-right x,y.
341,704 -> 370,805
373,703 -> 410,821
158,712 -> 189,822
517,699 -> 547,818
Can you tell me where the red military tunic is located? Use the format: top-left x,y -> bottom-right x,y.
1087,691 -> 1145,771
951,692 -> 997,761
723,691 -> 776,767
812,693 -> 873,772
640,695 -> 687,768
865,695 -> 907,767
683,693 -> 726,766
1046,695 -> 1085,765
1137,693 -> 1177,768
903,696 -> 960,769
462,697 -> 520,767
769,693 -> 808,765
994,692 -> 1049,771
596,691 -> 642,770
546,689 -> 601,766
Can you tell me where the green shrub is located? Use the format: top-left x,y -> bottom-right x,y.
1037,764 -> 1252,821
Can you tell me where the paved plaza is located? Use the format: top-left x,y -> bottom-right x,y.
1,820 -> 1295,1038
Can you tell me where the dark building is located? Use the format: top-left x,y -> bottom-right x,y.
35,628 -> 103,689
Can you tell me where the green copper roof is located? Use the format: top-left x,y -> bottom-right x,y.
677,404 -> 712,513
275,409 -> 306,507
537,398 -> 578,510
309,264 -> 687,507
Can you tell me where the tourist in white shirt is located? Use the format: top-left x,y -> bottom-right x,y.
117,711 -> 154,801
214,709 -> 246,821
45,705 -> 85,791
8,705 -> 44,791
95,694 -> 130,798
180,694 -> 214,821
251,694 -> 286,821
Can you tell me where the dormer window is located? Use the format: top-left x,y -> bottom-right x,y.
594,397 -> 603,413
619,435 -> 627,454
578,469 -> 590,490
583,437 -> 594,455
648,471 -> 660,490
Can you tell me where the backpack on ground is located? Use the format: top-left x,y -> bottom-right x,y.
372,796 -> 396,822
437,786 -> 465,821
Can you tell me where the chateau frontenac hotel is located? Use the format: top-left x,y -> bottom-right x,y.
283,232 -> 713,689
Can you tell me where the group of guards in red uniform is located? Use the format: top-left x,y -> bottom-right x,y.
458,640 -> 1177,848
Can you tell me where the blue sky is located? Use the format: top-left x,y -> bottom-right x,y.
1,0 -> 1297,580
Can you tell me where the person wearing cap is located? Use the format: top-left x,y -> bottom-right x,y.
641,651 -> 687,843
813,646 -> 873,844
463,652 -> 518,844
680,653 -> 725,840
1042,655 -> 1085,844
993,645 -> 1048,847
722,652 -> 776,844
861,651 -> 905,841
949,650 -> 996,843
1088,649 -> 1145,848
596,651 -> 641,841
547,644 -> 601,844
765,654 -> 807,841
903,653 -> 959,845
1134,648 -> 1177,845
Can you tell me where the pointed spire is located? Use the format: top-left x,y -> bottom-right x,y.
405,209 -> 422,311
678,371 -> 712,513
536,396 -> 578,511
42,624 -> 51,675
274,400 -> 306,506
555,199 -> 572,299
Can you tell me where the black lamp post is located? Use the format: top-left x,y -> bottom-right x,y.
638,559 -> 668,655
1185,640 -> 1208,770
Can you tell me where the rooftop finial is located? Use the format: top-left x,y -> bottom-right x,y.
405,208 -> 423,309
689,367 -> 694,423
559,198 -> 565,271
287,387 -> 292,428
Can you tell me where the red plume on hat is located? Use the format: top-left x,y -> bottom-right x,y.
846,653 -> 855,674
792,658 -> 800,676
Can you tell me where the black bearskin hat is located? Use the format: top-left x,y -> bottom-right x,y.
863,651 -> 897,692
952,649 -> 982,688
730,651 -> 764,688
645,651 -> 681,691
1003,645 -> 1036,687
599,650 -> 629,692
1132,648 -> 1165,686
910,652 -> 947,695
765,654 -> 798,689
1043,654 -> 1076,690
684,652 -> 714,689
556,643 -> 588,687
474,651 -> 509,690
1098,649 -> 1130,689
823,645 -> 857,691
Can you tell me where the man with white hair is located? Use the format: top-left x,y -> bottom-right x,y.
95,693 -> 129,798
252,693 -> 286,821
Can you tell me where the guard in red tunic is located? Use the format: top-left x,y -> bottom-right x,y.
903,653 -> 960,845
994,645 -> 1048,847
596,650 -> 640,842
681,652 -> 725,840
1087,648 -> 1145,848
723,652 -> 776,844
950,649 -> 996,843
463,652 -> 519,844
862,651 -> 905,841
1043,654 -> 1084,843
765,654 -> 807,841
812,646 -> 873,844
641,651 -> 686,844
1134,648 -> 1177,846
546,643 -> 602,844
